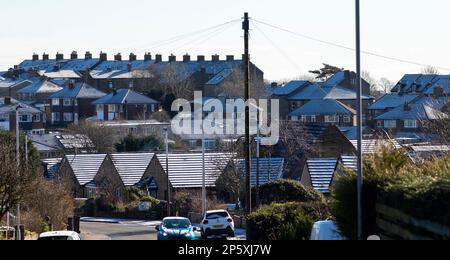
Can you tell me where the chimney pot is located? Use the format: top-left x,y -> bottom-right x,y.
197,55 -> 205,62
56,53 -> 64,61
155,54 -> 162,63
129,53 -> 137,61
71,51 -> 78,60
32,53 -> 39,61
85,51 -> 93,60
114,53 -> 122,61
212,54 -> 220,62
144,53 -> 152,61
183,54 -> 191,62
100,52 -> 108,61
169,54 -> 176,62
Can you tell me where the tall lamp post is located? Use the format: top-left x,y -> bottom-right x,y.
355,0 -> 364,241
15,105 -> 22,241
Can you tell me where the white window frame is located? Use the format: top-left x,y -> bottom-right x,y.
325,115 -> 339,123
19,114 -> 32,123
52,99 -> 60,106
63,99 -> 73,107
343,115 -> 352,123
32,114 -> 41,122
52,112 -> 60,122
404,119 -> 418,129
384,120 -> 397,129
63,113 -> 74,122
311,115 -> 317,123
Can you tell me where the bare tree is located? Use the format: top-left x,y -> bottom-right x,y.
67,120 -> 119,153
0,131 -> 40,220
422,66 -> 440,75
378,77 -> 394,94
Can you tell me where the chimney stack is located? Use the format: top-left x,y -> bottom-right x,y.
85,51 -> 93,60
169,54 -> 176,62
43,53 -> 49,61
114,53 -> 122,61
434,85 -> 444,98
197,55 -> 205,62
212,54 -> 220,62
183,54 -> 191,62
67,80 -> 75,89
71,51 -> 78,60
56,52 -> 64,61
32,53 -> 39,61
226,55 -> 234,62
155,54 -> 162,63
144,52 -> 152,61
271,82 -> 278,88
129,53 -> 137,61
100,52 -> 108,61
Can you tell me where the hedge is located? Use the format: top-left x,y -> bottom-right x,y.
258,179 -> 324,205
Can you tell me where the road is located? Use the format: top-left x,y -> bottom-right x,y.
81,221 -> 158,240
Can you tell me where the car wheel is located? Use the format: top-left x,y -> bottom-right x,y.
201,231 -> 208,240
227,228 -> 235,238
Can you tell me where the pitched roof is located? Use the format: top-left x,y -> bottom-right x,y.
271,81 -> 310,96
205,69 -> 233,85
236,158 -> 285,187
0,97 -> 42,114
92,89 -> 159,105
288,83 -> 327,100
64,154 -> 107,186
17,79 -> 63,94
368,94 -> 418,110
375,103 -> 448,120
41,70 -> 81,79
289,99 -> 356,116
156,153 -> 234,189
323,86 -> 372,100
50,83 -> 106,99
424,76 -> 450,94
391,74 -> 422,92
110,153 -> 155,186
41,158 -> 63,179
349,139 -> 402,154
306,159 -> 338,194
340,155 -> 357,170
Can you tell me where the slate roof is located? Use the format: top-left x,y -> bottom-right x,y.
375,103 -> 448,120
50,83 -> 106,99
110,153 -> 155,186
92,89 -> 159,105
271,81 -> 310,96
340,155 -> 357,171
349,139 -> 402,154
288,83 -> 327,100
289,99 -> 356,116
306,159 -> 338,194
17,79 -> 63,94
205,69 -> 233,85
424,76 -> 450,94
0,98 -> 42,114
64,154 -> 107,186
156,153 -> 234,189
41,158 -> 63,179
368,94 -> 418,110
391,74 -> 422,92
323,86 -> 372,100
41,70 -> 81,79
236,158 -> 285,187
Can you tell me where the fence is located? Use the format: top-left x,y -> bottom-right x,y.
376,204 -> 450,240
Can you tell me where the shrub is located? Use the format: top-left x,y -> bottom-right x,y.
259,179 -> 324,205
331,148 -> 409,239
247,203 -> 315,240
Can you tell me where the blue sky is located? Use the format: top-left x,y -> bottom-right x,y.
1,0 -> 450,81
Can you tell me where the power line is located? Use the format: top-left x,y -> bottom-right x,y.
252,18 -> 450,72
251,21 -> 303,72
114,19 -> 242,55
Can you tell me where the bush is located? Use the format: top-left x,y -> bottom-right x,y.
115,134 -> 163,152
331,148 -> 409,239
259,179 -> 324,205
247,203 -> 315,240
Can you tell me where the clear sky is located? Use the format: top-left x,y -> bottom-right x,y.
1,0 -> 450,82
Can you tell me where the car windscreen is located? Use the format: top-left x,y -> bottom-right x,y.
206,212 -> 229,219
163,219 -> 191,229
38,236 -> 71,241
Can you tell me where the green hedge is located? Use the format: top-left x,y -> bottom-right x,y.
259,179 -> 324,205
247,203 -> 315,240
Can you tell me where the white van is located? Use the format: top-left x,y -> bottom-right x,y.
310,221 -> 345,240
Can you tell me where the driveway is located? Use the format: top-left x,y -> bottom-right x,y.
80,219 -> 160,240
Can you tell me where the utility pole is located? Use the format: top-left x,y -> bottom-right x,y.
15,106 -> 21,241
243,12 -> 252,214
164,128 -> 171,217
355,0 -> 364,241
201,119 -> 207,215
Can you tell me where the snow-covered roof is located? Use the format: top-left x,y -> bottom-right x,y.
375,103 -> 448,120
64,154 -> 107,186
369,94 -> 418,110
17,79 -> 63,94
50,83 -> 106,99
92,89 -> 159,105
270,81 -> 310,96
110,153 -> 155,186
306,158 -> 338,194
289,99 -> 356,116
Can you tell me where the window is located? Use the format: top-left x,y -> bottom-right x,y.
32,114 -> 40,122
64,113 -> 74,122
404,120 -> 418,129
52,99 -> 60,106
108,104 -> 120,113
384,120 -> 397,129
291,116 -> 298,121
377,121 -> 383,128
63,99 -> 73,106
300,115 -> 307,122
0,114 -> 8,122
325,115 -> 339,123
311,115 -> 317,123
19,114 -> 31,122
52,112 -> 60,122
343,115 -> 352,123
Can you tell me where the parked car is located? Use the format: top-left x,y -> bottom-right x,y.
201,210 -> 235,239
310,221 -> 345,240
156,217 -> 199,241
38,231 -> 82,240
